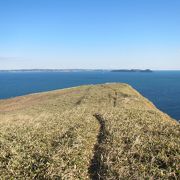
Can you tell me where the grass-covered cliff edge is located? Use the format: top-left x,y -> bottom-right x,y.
0,83 -> 179,179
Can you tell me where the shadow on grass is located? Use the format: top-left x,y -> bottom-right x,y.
88,113 -> 109,180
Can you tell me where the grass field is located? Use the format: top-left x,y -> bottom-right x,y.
0,83 -> 179,179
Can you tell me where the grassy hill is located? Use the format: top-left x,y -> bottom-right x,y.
0,83 -> 179,179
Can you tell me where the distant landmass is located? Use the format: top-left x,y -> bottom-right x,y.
111,69 -> 153,73
0,69 -> 108,72
0,69 -> 153,72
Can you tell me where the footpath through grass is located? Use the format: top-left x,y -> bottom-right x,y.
0,83 -> 179,179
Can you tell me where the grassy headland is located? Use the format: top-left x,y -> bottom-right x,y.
0,83 -> 179,179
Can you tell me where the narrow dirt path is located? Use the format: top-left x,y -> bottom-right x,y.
88,113 -> 109,180
75,87 -> 91,105
113,91 -> 118,107
101,85 -> 118,107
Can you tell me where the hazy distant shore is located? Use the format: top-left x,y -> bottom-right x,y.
0,69 -> 153,73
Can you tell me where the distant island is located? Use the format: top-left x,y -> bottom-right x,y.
111,69 -> 153,73
0,69 -> 153,72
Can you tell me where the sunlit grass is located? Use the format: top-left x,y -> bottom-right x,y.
0,83 -> 179,179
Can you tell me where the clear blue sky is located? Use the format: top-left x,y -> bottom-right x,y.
0,0 -> 180,70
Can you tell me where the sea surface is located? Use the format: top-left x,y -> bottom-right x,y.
0,71 -> 180,120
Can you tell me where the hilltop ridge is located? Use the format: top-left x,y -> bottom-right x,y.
0,83 -> 179,179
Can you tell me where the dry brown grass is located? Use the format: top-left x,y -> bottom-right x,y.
0,83 -> 179,179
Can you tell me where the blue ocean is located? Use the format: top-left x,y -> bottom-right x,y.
0,71 -> 180,120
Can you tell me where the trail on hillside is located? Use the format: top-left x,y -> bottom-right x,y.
88,113 -> 109,180
0,83 -> 179,179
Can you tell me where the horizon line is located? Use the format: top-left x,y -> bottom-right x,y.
0,68 -> 180,71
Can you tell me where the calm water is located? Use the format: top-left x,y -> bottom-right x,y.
0,71 -> 180,120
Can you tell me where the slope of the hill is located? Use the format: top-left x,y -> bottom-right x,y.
0,83 -> 179,179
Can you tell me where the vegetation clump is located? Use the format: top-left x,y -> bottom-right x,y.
0,83 -> 179,179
